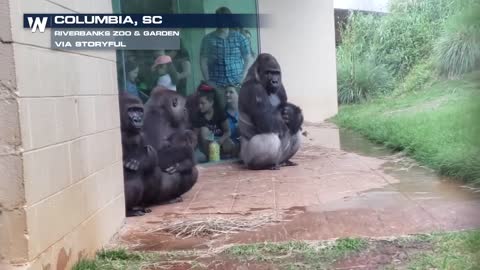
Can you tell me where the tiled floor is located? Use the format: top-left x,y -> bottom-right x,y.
116,124 -> 480,250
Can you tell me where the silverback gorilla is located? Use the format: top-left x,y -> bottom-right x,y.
119,93 -> 157,216
239,53 -> 303,170
142,87 -> 198,204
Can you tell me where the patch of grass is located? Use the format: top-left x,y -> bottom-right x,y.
225,238 -> 367,269
333,74 -> 480,184
394,59 -> 435,95
407,230 -> 480,269
72,260 -> 98,270
71,231 -> 480,269
97,248 -> 142,261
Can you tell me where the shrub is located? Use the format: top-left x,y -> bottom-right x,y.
337,54 -> 395,104
434,5 -> 480,78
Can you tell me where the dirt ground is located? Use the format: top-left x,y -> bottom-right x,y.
112,123 -> 480,268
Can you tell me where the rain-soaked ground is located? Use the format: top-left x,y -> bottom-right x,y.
115,123 -> 480,252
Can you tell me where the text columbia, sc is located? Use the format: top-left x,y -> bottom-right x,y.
52,15 -> 164,26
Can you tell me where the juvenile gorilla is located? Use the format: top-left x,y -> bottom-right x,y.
142,87 -> 198,204
238,53 -> 303,170
119,93 -> 157,217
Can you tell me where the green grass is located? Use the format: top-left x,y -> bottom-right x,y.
224,238 -> 367,269
407,230 -> 480,269
333,73 -> 480,184
71,231 -> 480,269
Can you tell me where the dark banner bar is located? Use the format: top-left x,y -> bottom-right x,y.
23,14 -> 260,29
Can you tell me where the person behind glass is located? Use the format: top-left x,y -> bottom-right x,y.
152,55 -> 177,91
166,40 -> 191,96
200,6 -> 253,109
192,84 -> 237,160
225,85 -> 240,156
124,61 -> 149,102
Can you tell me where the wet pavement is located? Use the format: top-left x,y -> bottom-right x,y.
115,123 -> 480,251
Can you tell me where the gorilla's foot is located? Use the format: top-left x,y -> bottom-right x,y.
269,165 -> 281,170
126,209 -> 146,217
169,197 -> 184,203
132,206 -> 151,214
282,160 -> 298,167
159,197 -> 184,205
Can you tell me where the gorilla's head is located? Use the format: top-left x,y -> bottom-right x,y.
248,53 -> 282,94
119,92 -> 144,132
148,87 -> 188,126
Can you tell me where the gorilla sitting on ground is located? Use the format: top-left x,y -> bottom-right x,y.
142,87 -> 198,205
119,92 -> 157,216
238,53 -> 304,170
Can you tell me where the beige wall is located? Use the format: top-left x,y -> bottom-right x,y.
0,0 -> 125,269
257,0 -> 338,122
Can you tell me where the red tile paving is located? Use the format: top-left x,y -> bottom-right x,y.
115,124 -> 480,251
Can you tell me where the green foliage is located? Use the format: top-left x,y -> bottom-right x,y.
374,0 -> 455,78
434,4 -> 480,78
334,75 -> 480,184
72,260 -> 98,270
408,230 -> 480,269
337,54 -> 395,104
394,59 -> 435,95
97,248 -> 142,261
335,0 -> 477,103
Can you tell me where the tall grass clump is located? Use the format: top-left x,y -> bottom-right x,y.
337,54 -> 394,104
434,4 -> 480,78
336,12 -> 395,104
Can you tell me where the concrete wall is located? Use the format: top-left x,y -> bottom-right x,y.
0,0 -> 125,269
257,0 -> 338,122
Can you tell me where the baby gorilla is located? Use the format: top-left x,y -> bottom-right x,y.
157,130 -> 197,174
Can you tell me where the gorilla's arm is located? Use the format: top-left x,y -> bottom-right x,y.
241,83 -> 286,135
157,145 -> 195,174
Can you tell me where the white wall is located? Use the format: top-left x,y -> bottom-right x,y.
334,0 -> 389,12
257,0 -> 338,122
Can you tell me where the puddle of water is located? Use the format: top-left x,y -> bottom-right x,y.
336,128 -> 480,204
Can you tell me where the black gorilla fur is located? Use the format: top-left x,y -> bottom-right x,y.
238,53 -> 303,170
142,87 -> 198,205
119,92 -> 157,217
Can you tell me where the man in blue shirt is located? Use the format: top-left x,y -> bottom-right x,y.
200,6 -> 253,109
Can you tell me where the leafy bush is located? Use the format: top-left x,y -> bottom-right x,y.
434,5 -> 480,78
337,54 -> 395,104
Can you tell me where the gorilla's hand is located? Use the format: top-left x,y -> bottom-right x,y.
125,159 -> 140,171
164,163 -> 180,174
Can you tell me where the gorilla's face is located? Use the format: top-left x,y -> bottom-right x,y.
261,68 -> 281,94
256,54 -> 282,94
127,106 -> 144,130
119,93 -> 144,133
